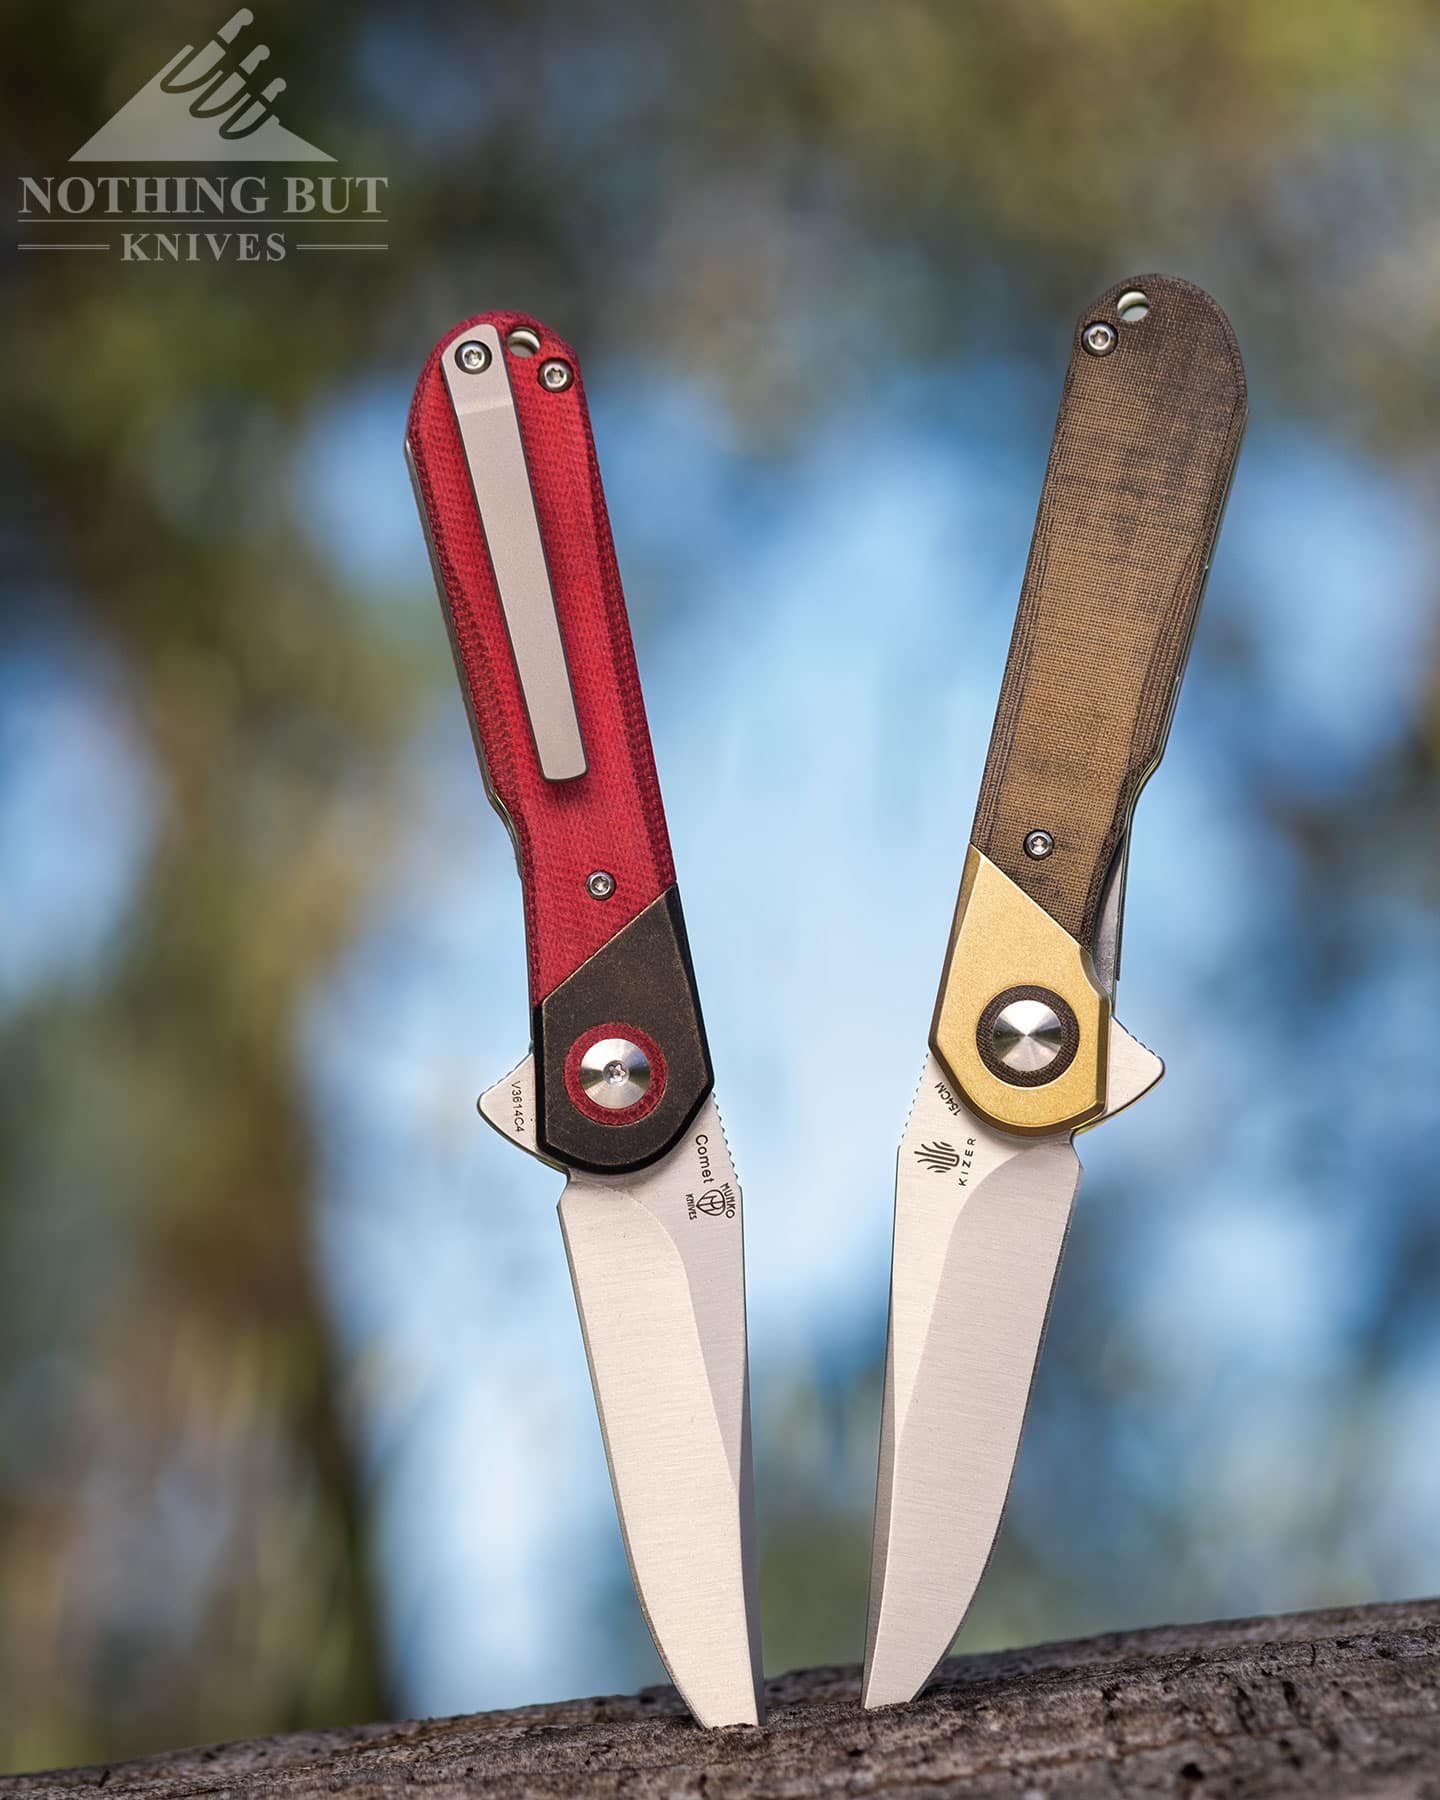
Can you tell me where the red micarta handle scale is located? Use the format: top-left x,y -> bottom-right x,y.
406,313 -> 712,1174
407,310 -> 673,1003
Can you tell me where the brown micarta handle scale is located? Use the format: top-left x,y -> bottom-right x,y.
971,275 -> 1247,953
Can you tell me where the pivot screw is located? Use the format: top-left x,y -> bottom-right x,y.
586,870 -> 616,900
578,1036 -> 652,1109
539,359 -> 573,392
1024,829 -> 1055,860
1082,321 -> 1116,357
455,340 -> 491,374
990,998 -> 1066,1076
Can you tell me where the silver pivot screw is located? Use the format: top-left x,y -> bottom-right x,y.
1024,829 -> 1055,859
586,869 -> 616,900
539,359 -> 573,392
455,340 -> 491,374
578,1037 -> 652,1109
990,998 -> 1066,1076
1081,321 -> 1116,357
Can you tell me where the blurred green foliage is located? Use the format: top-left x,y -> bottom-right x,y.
2,0 -> 1439,1773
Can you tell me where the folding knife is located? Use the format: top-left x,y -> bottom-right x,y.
405,315 -> 764,1727
863,276 -> 1247,1708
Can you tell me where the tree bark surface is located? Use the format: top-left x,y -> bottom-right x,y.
6,1599 -> 1439,1799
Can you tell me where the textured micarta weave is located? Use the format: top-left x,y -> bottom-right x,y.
407,312 -> 675,1002
972,276 -> 1247,950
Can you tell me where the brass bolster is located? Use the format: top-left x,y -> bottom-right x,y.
931,848 -> 1110,1136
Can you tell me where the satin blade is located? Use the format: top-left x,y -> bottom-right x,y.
559,1095 -> 764,1727
863,1053 -> 1081,1709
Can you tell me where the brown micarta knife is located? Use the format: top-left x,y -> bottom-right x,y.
863,277 -> 1247,1708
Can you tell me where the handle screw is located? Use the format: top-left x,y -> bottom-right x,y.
586,869 -> 616,900
455,340 -> 491,374
1081,321 -> 1116,357
1024,829 -> 1055,860
539,359 -> 574,392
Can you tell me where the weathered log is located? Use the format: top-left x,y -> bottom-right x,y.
6,1599 -> 1439,1798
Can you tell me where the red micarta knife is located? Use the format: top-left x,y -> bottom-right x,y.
406,315 -> 763,1728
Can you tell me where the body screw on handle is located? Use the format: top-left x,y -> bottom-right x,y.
1024,830 -> 1055,859
586,870 -> 616,900
1082,321 -> 1116,356
539,359 -> 573,392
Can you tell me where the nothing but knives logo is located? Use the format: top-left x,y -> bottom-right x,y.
16,9 -> 389,264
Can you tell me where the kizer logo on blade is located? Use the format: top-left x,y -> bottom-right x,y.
915,1141 -> 962,1173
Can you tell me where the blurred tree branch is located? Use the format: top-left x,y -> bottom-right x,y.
6,1600 -> 1440,1797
